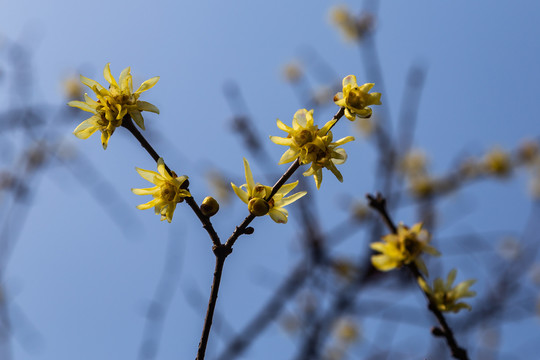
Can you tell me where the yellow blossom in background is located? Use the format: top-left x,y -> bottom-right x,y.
418,269 -> 476,313
270,109 -> 354,189
282,61 -> 303,83
334,75 -> 381,121
329,6 -> 374,43
399,149 -> 428,176
333,317 -> 360,345
63,75 -> 83,100
370,222 -> 440,275
231,158 -> 306,223
68,63 -> 159,149
409,174 -> 436,198
132,158 -> 190,223
518,140 -> 540,166
483,147 -> 512,177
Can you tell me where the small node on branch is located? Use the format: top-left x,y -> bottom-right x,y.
212,244 -> 232,258
243,227 -> 255,235
431,327 -> 445,337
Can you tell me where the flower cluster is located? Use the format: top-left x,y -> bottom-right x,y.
270,109 -> 354,189
370,222 -> 440,276
132,158 -> 191,223
334,75 -> 381,121
329,6 -> 374,42
418,269 -> 476,313
69,63 -> 159,149
231,158 -> 306,223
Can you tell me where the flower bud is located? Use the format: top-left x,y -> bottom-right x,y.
248,198 -> 270,216
200,196 -> 220,217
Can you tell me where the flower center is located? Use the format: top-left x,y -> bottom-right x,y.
294,130 -> 314,147
347,87 -> 365,109
160,183 -> 177,202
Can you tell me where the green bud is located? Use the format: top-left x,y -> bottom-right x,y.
200,196 -> 220,217
248,198 -> 270,216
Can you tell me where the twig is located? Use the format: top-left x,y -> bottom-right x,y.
196,247 -> 230,360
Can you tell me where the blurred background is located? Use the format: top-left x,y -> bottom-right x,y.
0,0 -> 539,359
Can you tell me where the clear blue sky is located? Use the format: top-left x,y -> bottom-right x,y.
0,1 -> 539,359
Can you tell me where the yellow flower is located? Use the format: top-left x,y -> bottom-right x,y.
370,222 -> 440,275
132,158 -> 190,223
418,269 -> 476,313
334,75 -> 381,121
68,63 -> 160,149
270,109 -> 335,164
483,147 -> 512,177
231,158 -> 307,223
270,109 -> 354,189
302,131 -> 354,189
329,6 -> 374,43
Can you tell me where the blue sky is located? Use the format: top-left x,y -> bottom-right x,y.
1,1 -> 539,359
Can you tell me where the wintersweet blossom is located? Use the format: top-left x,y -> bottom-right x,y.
132,158 -> 190,223
270,109 -> 336,165
231,158 -> 306,224
418,269 -> 476,313
301,131 -> 354,189
270,109 -> 354,189
334,75 -> 381,121
370,222 -> 440,276
69,63 -> 159,149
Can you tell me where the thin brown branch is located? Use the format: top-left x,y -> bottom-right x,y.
196,246 -> 230,360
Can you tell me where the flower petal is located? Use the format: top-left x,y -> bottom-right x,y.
73,117 -> 100,139
269,207 -> 288,224
136,167 -> 160,184
137,100 -> 160,114
231,182 -> 249,204
103,63 -> 118,87
80,75 -> 105,93
278,191 -> 307,207
135,76 -> 160,94
68,100 -> 97,114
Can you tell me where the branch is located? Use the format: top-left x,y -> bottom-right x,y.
366,192 -> 470,360
121,116 -> 222,247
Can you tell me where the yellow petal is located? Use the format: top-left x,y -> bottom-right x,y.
343,75 -> 357,87
268,207 -> 288,224
276,181 -> 298,196
278,191 -> 307,207
156,158 -> 172,180
136,167 -> 160,184
276,119 -> 292,132
130,110 -> 145,130
137,100 -> 160,114
103,63 -> 118,87
278,148 -> 299,165
131,187 -> 159,195
231,182 -> 249,204
137,197 -> 161,210
68,100 -> 97,114
80,75 -> 105,93
135,76 -> 160,94
270,136 -> 293,146
371,254 -> 397,271
119,67 -> 131,91
73,117 -> 100,139
243,158 -> 255,192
